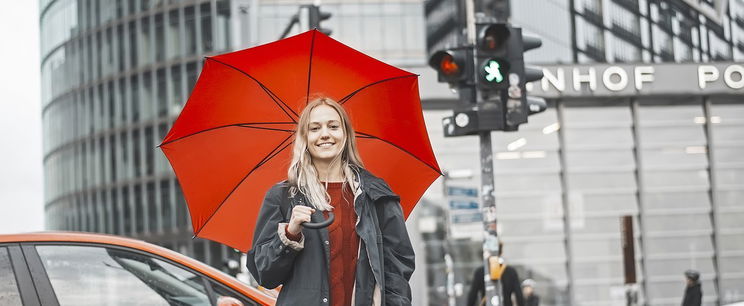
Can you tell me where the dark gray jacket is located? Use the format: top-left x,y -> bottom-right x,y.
249,169 -> 415,306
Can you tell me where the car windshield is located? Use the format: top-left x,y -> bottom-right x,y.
36,245 -> 211,306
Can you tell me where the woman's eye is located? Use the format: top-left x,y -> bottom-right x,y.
309,126 -> 320,132
330,124 -> 340,129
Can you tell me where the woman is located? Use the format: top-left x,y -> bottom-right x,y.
248,97 -> 415,306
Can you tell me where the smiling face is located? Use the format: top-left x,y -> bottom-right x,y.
306,104 -> 345,164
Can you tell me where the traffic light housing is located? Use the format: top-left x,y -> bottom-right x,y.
476,23 -> 511,93
308,5 -> 332,36
501,26 -> 546,130
428,48 -> 471,86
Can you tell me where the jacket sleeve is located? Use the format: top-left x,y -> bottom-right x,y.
248,186 -> 303,289
379,197 -> 416,306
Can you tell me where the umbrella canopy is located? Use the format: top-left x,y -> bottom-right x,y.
160,30 -> 441,252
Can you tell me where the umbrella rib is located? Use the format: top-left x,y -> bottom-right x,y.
159,122 -> 295,147
192,133 -> 296,238
355,131 -> 443,176
206,57 -> 299,121
305,30 -> 317,105
338,74 -> 418,105
237,125 -> 296,133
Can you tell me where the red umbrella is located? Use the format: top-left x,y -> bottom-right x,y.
160,30 -> 441,252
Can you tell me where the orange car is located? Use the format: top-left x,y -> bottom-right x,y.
0,232 -> 277,306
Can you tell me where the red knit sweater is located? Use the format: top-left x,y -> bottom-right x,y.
324,182 -> 359,306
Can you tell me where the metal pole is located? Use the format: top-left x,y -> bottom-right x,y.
278,13 -> 299,39
556,100 -> 576,306
441,172 -> 456,306
479,130 -> 502,306
468,0 -> 510,305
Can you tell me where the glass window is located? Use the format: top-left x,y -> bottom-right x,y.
142,71 -> 154,120
176,181 -> 188,228
157,68 -> 167,117
129,21 -> 138,68
40,0 -> 79,56
157,123 -> 170,175
210,280 -> 259,306
185,6 -> 197,55
161,179 -> 173,230
95,32 -> 103,79
130,75 -> 140,122
133,128 -> 142,178
36,245 -> 211,305
120,131 -> 130,180
200,3 -> 213,52
167,9 -> 182,59
119,78 -> 127,126
186,62 -> 198,93
108,81 -> 116,129
112,188 -> 121,234
139,17 -> 153,66
147,181 -> 159,233
155,13 -> 165,61
118,25 -> 126,71
215,0 -> 230,51
170,65 -> 183,115
145,125 -> 155,176
110,135 -> 117,183
0,247 -> 22,305
123,186 -> 132,234
135,183 -> 144,233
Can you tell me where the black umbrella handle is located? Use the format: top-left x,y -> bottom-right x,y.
302,212 -> 335,229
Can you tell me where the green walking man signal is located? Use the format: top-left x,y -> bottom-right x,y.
483,59 -> 506,83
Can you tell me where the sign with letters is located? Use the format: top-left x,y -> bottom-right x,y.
446,186 -> 483,240
527,62 -> 744,98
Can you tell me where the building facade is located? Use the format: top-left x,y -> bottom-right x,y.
422,1 -> 744,306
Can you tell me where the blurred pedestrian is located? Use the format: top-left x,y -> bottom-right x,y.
466,266 -> 525,306
681,269 -> 702,306
466,243 -> 524,306
521,279 -> 540,306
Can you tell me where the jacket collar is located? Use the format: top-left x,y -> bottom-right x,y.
283,167 -> 399,202
354,167 -> 399,202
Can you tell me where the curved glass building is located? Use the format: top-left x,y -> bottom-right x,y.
41,0 -> 235,269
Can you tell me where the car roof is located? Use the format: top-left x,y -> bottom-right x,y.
0,231 -> 276,305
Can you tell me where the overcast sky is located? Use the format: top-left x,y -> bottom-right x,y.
0,1 -> 44,234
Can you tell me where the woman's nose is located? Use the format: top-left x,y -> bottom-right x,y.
319,127 -> 331,137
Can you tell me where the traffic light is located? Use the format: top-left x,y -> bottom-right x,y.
308,5 -> 332,35
475,23 -> 511,93
428,48 -> 471,87
502,26 -> 546,131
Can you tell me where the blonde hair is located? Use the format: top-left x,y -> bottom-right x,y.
287,96 -> 364,211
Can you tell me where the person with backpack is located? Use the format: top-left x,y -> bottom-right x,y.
247,96 -> 415,306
